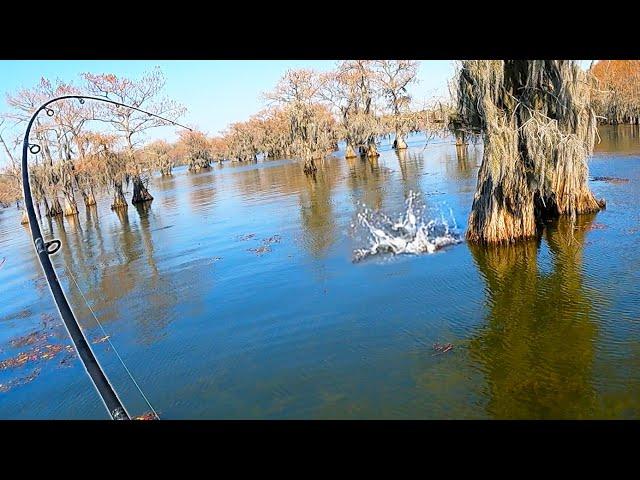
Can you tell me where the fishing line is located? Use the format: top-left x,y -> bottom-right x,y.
21,94 -> 192,419
63,261 -> 160,420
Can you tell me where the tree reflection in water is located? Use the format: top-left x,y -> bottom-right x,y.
395,149 -> 425,198
298,162 -> 339,260
469,215 -> 600,418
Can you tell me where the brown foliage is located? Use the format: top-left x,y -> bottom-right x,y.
591,60 -> 640,124
267,69 -> 338,173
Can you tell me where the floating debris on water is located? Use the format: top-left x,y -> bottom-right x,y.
92,335 -> 110,344
248,245 -> 272,256
150,225 -> 174,232
0,368 -> 41,393
575,222 -> 608,231
433,343 -> 454,355
353,191 -> 462,262
591,176 -> 630,184
587,223 -> 608,231
237,233 -> 256,241
40,313 -> 59,328
58,346 -> 77,368
263,235 -> 282,244
134,411 -> 159,420
0,344 -> 65,370
247,234 -> 282,256
39,344 -> 63,360
10,331 -> 49,348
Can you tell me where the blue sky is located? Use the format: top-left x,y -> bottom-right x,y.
0,60 -> 454,158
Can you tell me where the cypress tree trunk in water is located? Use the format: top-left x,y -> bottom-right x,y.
366,139 -> 380,158
458,60 -> 604,244
111,181 -> 128,210
394,132 -> 408,150
82,188 -> 97,207
188,157 -> 211,172
131,175 -> 154,204
47,197 -> 63,217
345,142 -> 358,159
20,210 -> 29,225
63,194 -> 79,216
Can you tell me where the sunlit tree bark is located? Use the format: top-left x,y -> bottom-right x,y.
457,60 -> 604,244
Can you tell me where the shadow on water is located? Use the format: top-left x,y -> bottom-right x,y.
468,215 -> 600,419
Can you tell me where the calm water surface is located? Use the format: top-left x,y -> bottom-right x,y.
1,126 -> 640,419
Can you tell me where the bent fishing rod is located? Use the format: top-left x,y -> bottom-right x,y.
21,95 -> 192,420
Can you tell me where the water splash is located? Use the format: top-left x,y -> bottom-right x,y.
353,191 -> 462,262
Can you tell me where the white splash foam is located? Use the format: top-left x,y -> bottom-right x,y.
353,191 -> 462,262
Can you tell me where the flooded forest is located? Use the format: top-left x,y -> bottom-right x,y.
1,60 -> 640,419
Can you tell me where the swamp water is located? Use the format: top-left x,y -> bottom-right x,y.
1,127 -> 640,419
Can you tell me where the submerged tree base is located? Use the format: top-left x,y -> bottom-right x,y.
111,187 -> 128,211
46,198 -> 63,218
458,60 -> 605,244
82,191 -> 97,208
63,197 -> 79,216
131,176 -> 154,204
345,143 -> 358,159
393,135 -> 408,150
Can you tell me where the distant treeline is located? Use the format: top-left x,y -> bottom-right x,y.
591,60 -> 640,125
0,61 -> 453,218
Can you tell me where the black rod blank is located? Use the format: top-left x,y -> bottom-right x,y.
20,95 -> 187,420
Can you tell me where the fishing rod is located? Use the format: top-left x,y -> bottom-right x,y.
21,94 -> 192,420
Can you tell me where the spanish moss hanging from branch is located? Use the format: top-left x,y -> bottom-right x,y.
456,60 -> 605,244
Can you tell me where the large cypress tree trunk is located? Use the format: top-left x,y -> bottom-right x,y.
82,187 -> 97,207
345,141 -> 358,159
111,180 -> 128,210
63,194 -> 79,216
366,138 -> 380,158
131,175 -> 154,204
47,197 -> 64,217
394,131 -> 408,150
458,60 -> 604,244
